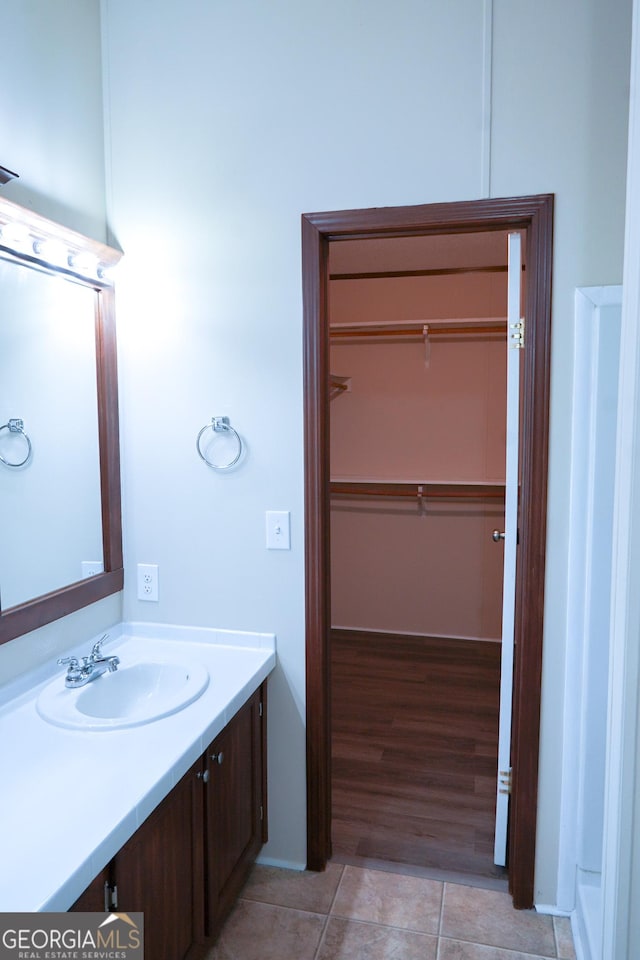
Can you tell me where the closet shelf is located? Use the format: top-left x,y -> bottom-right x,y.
330,480 -> 506,501
329,318 -> 507,341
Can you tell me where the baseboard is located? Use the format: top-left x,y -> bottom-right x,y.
534,903 -> 571,917
255,854 -> 307,871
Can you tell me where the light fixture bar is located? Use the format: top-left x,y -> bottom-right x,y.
0,195 -> 122,285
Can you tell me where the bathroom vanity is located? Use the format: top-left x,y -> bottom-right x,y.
72,685 -> 266,958
0,197 -> 278,956
0,623 -> 276,959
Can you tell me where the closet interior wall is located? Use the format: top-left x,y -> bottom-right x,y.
329,243 -> 509,644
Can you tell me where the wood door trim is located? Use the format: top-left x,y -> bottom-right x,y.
302,194 -> 554,909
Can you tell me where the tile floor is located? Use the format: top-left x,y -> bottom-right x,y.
204,862 -> 576,960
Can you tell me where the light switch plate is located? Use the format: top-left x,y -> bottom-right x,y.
266,510 -> 291,550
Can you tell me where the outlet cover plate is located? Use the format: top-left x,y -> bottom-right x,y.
137,562 -> 159,601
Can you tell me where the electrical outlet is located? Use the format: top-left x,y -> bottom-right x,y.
81,560 -> 104,579
137,562 -> 159,601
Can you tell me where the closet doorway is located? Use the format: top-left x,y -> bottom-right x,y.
328,228 -> 516,883
302,196 -> 553,909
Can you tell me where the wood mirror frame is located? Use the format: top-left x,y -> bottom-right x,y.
0,196 -> 123,645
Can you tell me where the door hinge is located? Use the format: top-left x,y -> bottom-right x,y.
510,317 -> 525,349
104,881 -> 118,911
498,768 -> 512,795
260,804 -> 264,821
259,701 -> 263,718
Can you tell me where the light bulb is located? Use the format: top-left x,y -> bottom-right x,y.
67,250 -> 98,276
32,237 -> 68,267
0,221 -> 31,248
97,263 -> 115,283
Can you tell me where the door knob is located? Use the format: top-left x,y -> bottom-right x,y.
492,529 -> 506,542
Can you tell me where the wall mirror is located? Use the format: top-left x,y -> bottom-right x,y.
0,196 -> 123,644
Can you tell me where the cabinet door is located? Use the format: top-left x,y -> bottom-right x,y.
205,686 -> 265,935
115,758 -> 204,960
69,866 -> 111,912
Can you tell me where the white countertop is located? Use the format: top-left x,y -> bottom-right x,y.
0,621 -> 276,912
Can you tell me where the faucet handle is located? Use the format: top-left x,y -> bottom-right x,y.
57,656 -> 80,670
91,634 -> 110,659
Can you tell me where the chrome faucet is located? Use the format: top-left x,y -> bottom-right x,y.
58,635 -> 120,688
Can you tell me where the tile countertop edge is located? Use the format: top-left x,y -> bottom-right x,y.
0,622 -> 276,913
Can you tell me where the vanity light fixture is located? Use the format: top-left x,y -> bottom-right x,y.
0,201 -> 119,287
0,164 -> 18,185
67,250 -> 99,276
32,237 -> 68,268
96,263 -> 115,282
0,221 -> 30,249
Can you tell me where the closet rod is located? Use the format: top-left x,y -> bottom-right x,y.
330,320 -> 506,340
330,481 -> 505,501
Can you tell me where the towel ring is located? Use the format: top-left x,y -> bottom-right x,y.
0,418 -> 32,468
196,416 -> 243,470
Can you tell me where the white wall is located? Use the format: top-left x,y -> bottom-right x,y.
101,0 -> 632,892
102,0 -> 494,871
0,1 -> 121,684
0,1 -> 107,241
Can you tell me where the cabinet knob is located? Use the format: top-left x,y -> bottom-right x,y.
197,769 -> 210,783
492,529 -> 506,542
210,751 -> 224,765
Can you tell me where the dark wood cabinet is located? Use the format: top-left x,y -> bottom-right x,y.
115,758 -> 204,960
69,867 -> 110,912
205,686 -> 266,935
69,684 -> 267,960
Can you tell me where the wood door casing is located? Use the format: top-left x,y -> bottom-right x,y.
302,194 -> 554,909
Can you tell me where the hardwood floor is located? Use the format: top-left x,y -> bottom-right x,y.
330,629 -> 505,881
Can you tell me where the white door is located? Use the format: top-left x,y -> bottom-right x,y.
493,231 -> 522,866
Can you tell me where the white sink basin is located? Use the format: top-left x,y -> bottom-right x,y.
36,659 -> 210,730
